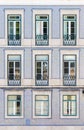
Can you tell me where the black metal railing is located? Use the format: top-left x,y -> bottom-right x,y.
63,34 -> 76,46
8,35 -> 21,46
8,75 -> 21,86
63,75 -> 76,86
35,35 -> 48,45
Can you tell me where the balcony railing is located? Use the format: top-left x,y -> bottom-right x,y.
36,75 -> 48,86
8,35 -> 21,46
8,75 -> 21,86
63,75 -> 76,86
63,34 -> 76,46
35,35 -> 48,46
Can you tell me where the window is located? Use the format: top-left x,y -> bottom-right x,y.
35,15 -> 49,46
35,55 -> 49,86
5,91 -> 23,118
33,91 -> 51,118
63,55 -> 76,86
63,15 -> 77,46
8,15 -> 21,46
63,95 -> 77,116
8,55 -> 21,86
60,91 -> 79,118
35,95 -> 49,116
7,95 -> 22,116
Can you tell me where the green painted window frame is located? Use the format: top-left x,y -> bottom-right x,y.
35,95 -> 49,116
63,14 -> 77,45
62,95 -> 77,116
35,55 -> 49,86
35,14 -> 49,46
7,14 -> 21,44
7,54 -> 21,86
7,95 -> 22,116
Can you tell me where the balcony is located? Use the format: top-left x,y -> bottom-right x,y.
63,75 -> 76,86
36,75 -> 48,86
35,35 -> 48,46
8,75 -> 21,86
63,34 -> 76,46
8,35 -> 21,46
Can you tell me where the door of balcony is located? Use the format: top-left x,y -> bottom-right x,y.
8,55 -> 21,86
35,15 -> 49,46
63,55 -> 76,86
63,15 -> 76,46
8,15 -> 21,46
35,55 -> 49,86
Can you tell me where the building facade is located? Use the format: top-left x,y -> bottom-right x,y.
0,5 -> 84,130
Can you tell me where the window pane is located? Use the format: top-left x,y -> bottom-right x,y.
63,95 -> 76,116
36,95 -> 48,100
64,62 -> 69,67
8,55 -> 20,61
43,62 -> 48,80
15,62 -> 20,67
9,62 -> 14,67
64,68 -> 68,74
35,95 -> 49,116
64,55 -> 75,60
7,95 -> 21,116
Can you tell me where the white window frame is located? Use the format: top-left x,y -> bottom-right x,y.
32,9 -> 51,46
5,9 -> 24,40
60,50 -> 79,86
8,55 -> 21,86
60,91 -> 79,118
35,55 -> 49,86
5,50 -> 24,86
33,91 -> 51,118
33,50 -> 51,86
5,91 -> 23,118
8,15 -> 21,37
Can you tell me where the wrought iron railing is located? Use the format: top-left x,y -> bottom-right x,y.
8,35 -> 21,46
63,34 -> 76,46
36,75 -> 48,86
63,75 -> 76,86
35,35 -> 48,45
8,75 -> 21,86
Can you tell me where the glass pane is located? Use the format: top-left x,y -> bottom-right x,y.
71,96 -> 76,100
36,101 -> 48,115
36,21 -> 43,35
36,74 -> 41,80
15,62 -> 20,68
64,22 -> 68,35
64,62 -> 69,67
36,95 -> 48,100
16,22 -> 19,28
43,28 -> 47,34
37,68 -> 41,73
16,102 -> 21,115
8,95 -> 17,100
37,62 -> 41,68
64,68 -> 68,74
9,68 -> 14,74
9,62 -> 14,67
43,22 -> 47,28
63,96 -> 67,100
64,55 -> 75,60
63,101 -> 67,115
43,62 -> 48,80
70,62 -> 75,67
36,55 -> 48,61
71,101 -> 76,115
8,55 -> 20,61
